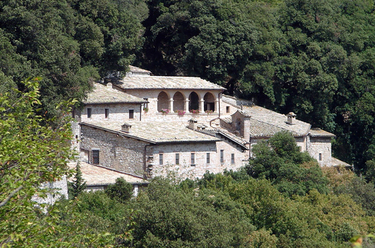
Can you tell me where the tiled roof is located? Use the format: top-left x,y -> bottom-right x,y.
222,94 -> 253,107
68,162 -> 147,186
128,65 -> 151,74
216,129 -> 248,149
221,117 -> 232,124
83,83 -> 146,104
242,105 -> 311,137
117,76 -> 226,90
196,125 -> 248,149
249,118 -> 287,138
309,128 -> 335,137
81,120 -> 220,143
330,157 -> 352,167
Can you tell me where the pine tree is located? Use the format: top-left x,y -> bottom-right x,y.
68,162 -> 86,199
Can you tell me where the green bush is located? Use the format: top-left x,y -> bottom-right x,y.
105,177 -> 133,204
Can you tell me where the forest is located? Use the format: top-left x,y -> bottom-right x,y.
1,0 -> 375,247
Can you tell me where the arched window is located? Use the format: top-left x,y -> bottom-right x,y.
204,92 -> 215,112
157,91 -> 169,112
189,92 -> 199,112
173,92 -> 184,112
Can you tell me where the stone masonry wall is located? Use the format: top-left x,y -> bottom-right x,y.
220,97 -> 241,117
80,125 -> 147,176
295,136 -> 307,152
307,137 -> 332,166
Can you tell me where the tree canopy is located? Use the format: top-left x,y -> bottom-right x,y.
0,0 -> 146,117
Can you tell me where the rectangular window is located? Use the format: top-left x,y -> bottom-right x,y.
231,153 -> 235,164
175,153 -> 180,165
87,108 -> 92,118
220,150 -> 224,163
159,154 -> 163,165
92,150 -> 99,164
226,106 -> 230,113
319,153 -> 322,161
129,109 -> 134,119
105,108 -> 109,119
206,153 -> 210,164
191,153 -> 195,166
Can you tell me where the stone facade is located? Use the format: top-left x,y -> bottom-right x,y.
74,66 -> 349,185
80,125 -> 147,176
150,139 -> 248,180
308,129 -> 335,166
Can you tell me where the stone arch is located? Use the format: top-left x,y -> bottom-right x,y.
157,91 -> 169,112
204,92 -> 215,112
173,91 -> 184,112
189,92 -> 199,111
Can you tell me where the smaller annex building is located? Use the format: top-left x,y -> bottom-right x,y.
71,66 -> 349,185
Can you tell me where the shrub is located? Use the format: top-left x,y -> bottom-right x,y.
105,178 -> 133,203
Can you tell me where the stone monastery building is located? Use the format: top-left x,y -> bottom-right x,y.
72,66 -> 348,186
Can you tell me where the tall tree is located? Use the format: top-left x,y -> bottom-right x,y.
68,162 -> 87,199
0,78 -> 73,245
247,131 -> 329,197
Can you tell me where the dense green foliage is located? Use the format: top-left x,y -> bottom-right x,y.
0,79 -> 113,246
0,78 -> 71,245
105,177 -> 134,204
0,0 -> 146,117
247,131 -> 329,197
68,162 -> 87,199
58,172 -> 375,247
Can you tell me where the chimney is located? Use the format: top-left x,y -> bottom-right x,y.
243,115 -> 251,142
188,118 -> 198,130
121,123 -> 132,133
286,112 -> 296,125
